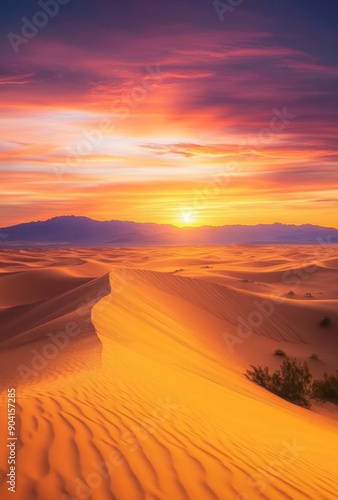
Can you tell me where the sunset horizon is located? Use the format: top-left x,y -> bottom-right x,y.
2,213 -> 338,231
1,1 -> 338,229
1,2 -> 338,500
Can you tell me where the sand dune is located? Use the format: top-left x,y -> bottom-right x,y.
0,246 -> 337,499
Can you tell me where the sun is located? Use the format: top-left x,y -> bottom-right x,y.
180,210 -> 194,225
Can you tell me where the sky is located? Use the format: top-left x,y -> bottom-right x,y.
0,0 -> 338,228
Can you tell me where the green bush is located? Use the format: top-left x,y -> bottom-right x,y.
312,371 -> 338,404
246,358 -> 312,408
245,365 -> 272,388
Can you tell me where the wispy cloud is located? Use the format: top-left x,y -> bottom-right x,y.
0,73 -> 36,85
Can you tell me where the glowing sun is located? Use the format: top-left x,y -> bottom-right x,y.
181,211 -> 194,225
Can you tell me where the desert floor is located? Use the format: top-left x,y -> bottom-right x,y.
0,245 -> 337,500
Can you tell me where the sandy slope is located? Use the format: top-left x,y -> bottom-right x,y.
0,246 -> 337,499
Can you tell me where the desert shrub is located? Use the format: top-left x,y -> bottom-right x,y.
245,365 -> 272,388
274,349 -> 286,357
275,359 -> 312,407
320,315 -> 332,328
246,359 -> 312,408
287,290 -> 295,296
312,371 -> 338,404
310,353 -> 319,360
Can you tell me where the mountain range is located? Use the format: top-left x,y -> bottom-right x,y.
0,216 -> 337,247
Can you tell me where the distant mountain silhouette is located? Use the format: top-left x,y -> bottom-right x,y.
0,216 -> 337,247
